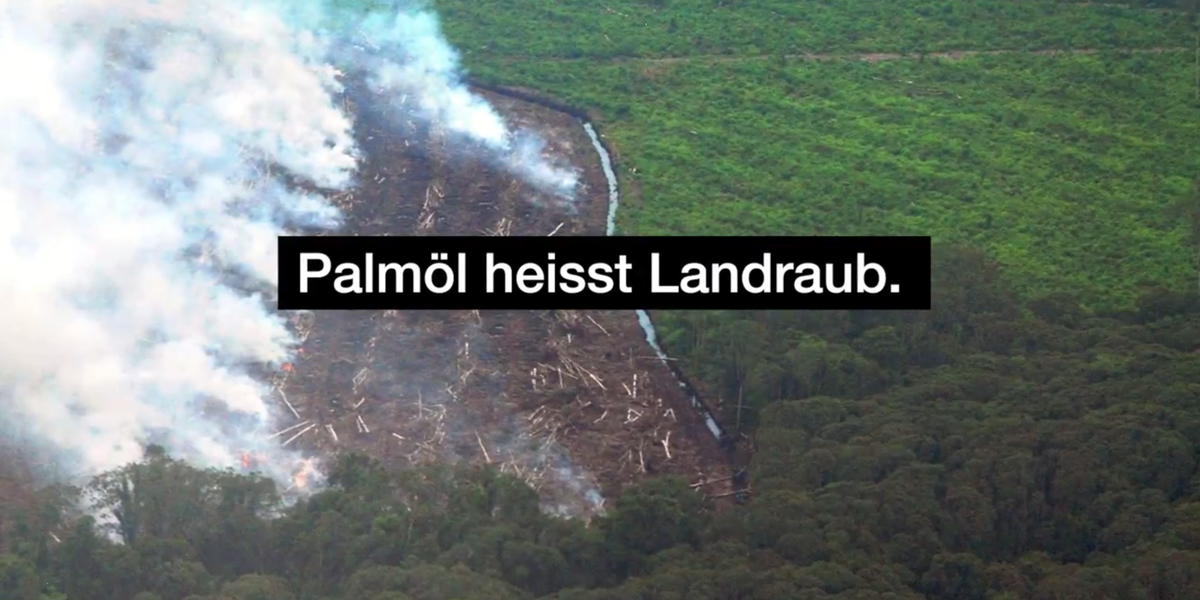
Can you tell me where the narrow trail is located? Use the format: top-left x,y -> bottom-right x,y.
494,45 -> 1186,66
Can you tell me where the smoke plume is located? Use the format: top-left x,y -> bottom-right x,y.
348,9 -> 579,194
0,0 -> 577,487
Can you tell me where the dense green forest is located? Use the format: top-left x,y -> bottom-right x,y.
5,255 -> 1200,599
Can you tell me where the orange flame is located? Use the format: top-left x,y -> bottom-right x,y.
239,451 -> 251,470
282,363 -> 294,372
290,458 -> 318,490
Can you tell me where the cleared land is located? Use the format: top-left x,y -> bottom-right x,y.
268,84 -> 733,517
0,83 -> 736,523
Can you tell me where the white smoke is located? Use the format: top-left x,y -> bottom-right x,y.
351,9 -> 579,195
0,0 -> 576,486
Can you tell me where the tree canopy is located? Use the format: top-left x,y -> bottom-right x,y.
5,244 -> 1200,600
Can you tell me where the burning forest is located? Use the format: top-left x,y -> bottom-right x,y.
0,0 -> 734,518
255,86 -> 735,515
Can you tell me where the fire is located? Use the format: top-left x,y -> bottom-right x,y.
238,451 -> 263,471
290,457 -> 319,490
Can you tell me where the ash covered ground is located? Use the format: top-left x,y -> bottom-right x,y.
259,85 -> 734,517
0,82 -> 734,524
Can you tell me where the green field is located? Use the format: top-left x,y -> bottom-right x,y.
424,0 -> 1200,307
435,0 -> 1192,58
316,1 -> 1200,307
470,52 -> 1200,305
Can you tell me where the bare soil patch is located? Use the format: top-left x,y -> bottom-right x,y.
268,84 -> 733,516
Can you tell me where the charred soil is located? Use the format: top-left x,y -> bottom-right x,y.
268,85 -> 734,516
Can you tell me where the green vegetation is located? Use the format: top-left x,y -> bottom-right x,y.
479,53 -> 1200,304
432,1 -> 1200,371
424,0 -> 1200,306
6,277 -> 1200,599
443,2 -> 1200,598
433,0 -> 1193,58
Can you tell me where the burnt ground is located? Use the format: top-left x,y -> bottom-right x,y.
0,85 -> 734,524
269,86 -> 734,516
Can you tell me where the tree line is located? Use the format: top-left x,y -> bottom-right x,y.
2,242 -> 1200,599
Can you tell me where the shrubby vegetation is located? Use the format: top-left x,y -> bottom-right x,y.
5,253 -> 1200,599
432,0 -> 1193,59
472,52 -> 1200,306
